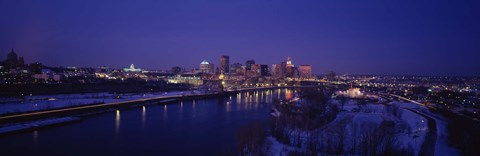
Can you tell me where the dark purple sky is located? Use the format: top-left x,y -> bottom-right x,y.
1,0 -> 479,76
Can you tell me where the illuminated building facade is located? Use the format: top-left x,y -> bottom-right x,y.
285,57 -> 295,77
245,60 -> 255,71
220,55 -> 230,74
299,65 -> 312,79
123,64 -> 142,72
271,64 -> 281,78
199,60 -> 214,73
230,63 -> 243,75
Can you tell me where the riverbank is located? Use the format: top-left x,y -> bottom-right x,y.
0,86 -> 321,136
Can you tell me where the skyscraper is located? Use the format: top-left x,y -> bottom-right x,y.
245,60 -> 255,71
285,57 -> 295,77
220,55 -> 230,74
260,64 -> 269,76
286,57 -> 294,67
271,64 -> 280,77
280,61 -> 287,78
230,63 -> 243,75
299,65 -> 312,79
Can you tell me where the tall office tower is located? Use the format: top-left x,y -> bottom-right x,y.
245,60 -> 255,71
271,64 -> 281,77
286,57 -> 294,67
230,63 -> 243,75
251,64 -> 261,74
299,65 -> 312,79
280,61 -> 287,78
260,64 -> 269,76
208,63 -> 214,74
220,55 -> 230,74
285,57 -> 295,77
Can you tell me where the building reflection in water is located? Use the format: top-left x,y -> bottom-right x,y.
116,110 -> 120,135
180,101 -> 183,112
193,100 -> 196,109
226,101 -> 231,112
142,106 -> 146,129
216,89 -> 294,112
286,89 -> 293,99
192,100 -> 196,118
33,130 -> 38,147
164,105 -> 168,118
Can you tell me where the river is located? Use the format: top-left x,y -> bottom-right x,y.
0,88 -> 295,155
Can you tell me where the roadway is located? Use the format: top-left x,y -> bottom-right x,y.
378,93 -> 437,156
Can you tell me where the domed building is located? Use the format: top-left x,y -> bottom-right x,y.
123,64 -> 142,72
199,60 -> 214,73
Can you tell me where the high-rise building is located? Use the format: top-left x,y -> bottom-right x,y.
230,63 -> 243,75
209,64 -> 214,74
280,61 -> 287,78
251,64 -> 260,74
285,57 -> 295,77
271,64 -> 279,77
220,55 -> 230,74
299,65 -> 312,79
200,60 -> 214,73
286,57 -> 294,67
260,65 -> 269,76
245,60 -> 255,71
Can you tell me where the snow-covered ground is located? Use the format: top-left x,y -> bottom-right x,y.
334,102 -> 426,155
0,90 -> 204,115
268,100 -> 429,155
267,137 -> 302,156
392,101 -> 460,156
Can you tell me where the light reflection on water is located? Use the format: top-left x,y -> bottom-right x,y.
142,106 -> 146,129
163,105 -> 168,125
33,130 -> 38,147
0,88 -> 295,156
115,110 -> 120,135
226,101 -> 231,112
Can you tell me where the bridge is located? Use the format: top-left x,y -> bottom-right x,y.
0,85 -> 327,125
0,93 -> 190,124
0,86 -> 316,124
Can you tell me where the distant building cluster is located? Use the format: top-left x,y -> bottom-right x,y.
1,48 -> 479,120
193,56 -> 313,79
0,49 -> 316,91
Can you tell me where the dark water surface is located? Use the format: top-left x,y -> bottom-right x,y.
0,89 -> 294,155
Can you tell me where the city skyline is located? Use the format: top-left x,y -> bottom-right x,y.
1,0 -> 479,76
1,1 -> 479,155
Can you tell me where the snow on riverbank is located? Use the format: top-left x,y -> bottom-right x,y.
0,90 -> 204,115
268,100 -> 429,155
392,101 -> 460,156
331,103 -> 426,155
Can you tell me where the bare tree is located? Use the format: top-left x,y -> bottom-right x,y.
235,121 -> 268,156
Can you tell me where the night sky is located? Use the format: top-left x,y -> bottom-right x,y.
1,0 -> 479,76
